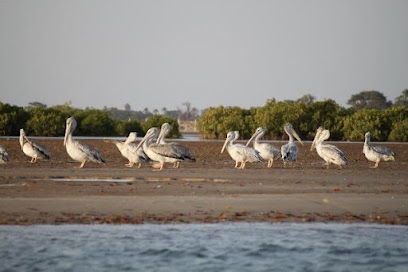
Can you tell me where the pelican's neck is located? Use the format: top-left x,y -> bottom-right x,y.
287,132 -> 295,143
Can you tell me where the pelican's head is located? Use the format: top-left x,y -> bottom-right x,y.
285,123 -> 303,146
310,126 -> 324,151
221,131 -> 235,154
64,117 -> 77,146
157,123 -> 171,143
19,129 -> 26,149
136,127 -> 158,151
365,132 -> 371,139
247,127 -> 265,146
124,132 -> 138,145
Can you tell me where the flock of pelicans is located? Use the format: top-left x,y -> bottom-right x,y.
0,117 -> 397,170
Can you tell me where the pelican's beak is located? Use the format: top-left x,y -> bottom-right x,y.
221,137 -> 230,154
19,131 -> 24,150
136,132 -> 151,151
64,122 -> 71,146
310,141 -> 315,151
293,131 -> 304,146
246,131 -> 257,147
156,128 -> 164,144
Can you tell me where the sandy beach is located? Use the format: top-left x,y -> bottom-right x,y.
0,138 -> 407,225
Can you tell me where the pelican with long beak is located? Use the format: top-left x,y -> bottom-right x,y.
136,127 -> 186,171
246,127 -> 280,168
0,145 -> 9,164
363,132 -> 395,168
64,117 -> 105,168
221,131 -> 263,169
310,127 -> 348,169
104,132 -> 149,168
19,129 -> 51,163
280,123 -> 304,167
157,123 -> 196,168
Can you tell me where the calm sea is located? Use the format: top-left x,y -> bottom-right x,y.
1,223 -> 407,272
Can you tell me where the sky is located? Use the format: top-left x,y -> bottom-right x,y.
0,0 -> 407,111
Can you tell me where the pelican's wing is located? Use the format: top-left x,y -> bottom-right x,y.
321,144 -> 348,165
149,143 -> 185,160
0,146 -> 8,163
235,145 -> 264,162
74,141 -> 105,163
125,143 -> 150,162
261,143 -> 280,156
168,143 -> 195,161
371,145 -> 396,156
281,144 -> 298,161
31,142 -> 51,159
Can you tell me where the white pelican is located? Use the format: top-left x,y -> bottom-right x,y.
104,132 -> 149,168
136,127 -> 186,171
246,127 -> 280,168
0,145 -> 8,164
363,132 -> 395,168
19,129 -> 51,163
310,127 -> 348,169
221,131 -> 263,169
281,123 -> 304,167
64,117 -> 105,168
157,123 -> 196,168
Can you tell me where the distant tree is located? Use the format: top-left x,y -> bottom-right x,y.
283,100 -> 295,105
28,102 -> 47,108
297,94 -> 316,105
0,102 -> 30,136
394,89 -> 408,107
153,109 -> 159,115
143,108 -> 149,115
161,107 -> 167,114
265,98 -> 277,107
124,103 -> 131,111
347,90 -> 392,110
141,115 -> 180,138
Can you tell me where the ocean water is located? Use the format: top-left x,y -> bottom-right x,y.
1,223 -> 407,272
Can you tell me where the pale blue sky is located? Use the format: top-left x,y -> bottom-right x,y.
1,0 -> 407,110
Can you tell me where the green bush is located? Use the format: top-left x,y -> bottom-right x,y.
343,109 -> 390,141
116,119 -> 143,136
141,115 -> 180,138
0,102 -> 30,136
26,107 -> 70,136
388,119 -> 408,142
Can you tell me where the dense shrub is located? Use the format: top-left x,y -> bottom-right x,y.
26,107 -> 70,136
0,102 -> 30,136
141,115 -> 180,138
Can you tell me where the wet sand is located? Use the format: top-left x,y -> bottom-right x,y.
0,138 -> 407,225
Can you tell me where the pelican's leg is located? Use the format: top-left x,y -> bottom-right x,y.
79,161 -> 86,168
177,161 -> 181,168
234,161 -> 239,168
283,162 -> 287,168
30,157 -> 35,163
337,165 -> 343,170
125,161 -> 134,168
137,163 -> 142,168
372,161 -> 379,168
241,161 -> 247,169
153,162 -> 165,171
326,162 -> 330,169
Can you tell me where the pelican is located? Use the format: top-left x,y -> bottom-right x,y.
136,127 -> 186,171
0,145 -> 8,164
19,129 -> 51,163
221,131 -> 263,169
64,117 -> 105,168
310,127 -> 348,169
363,132 -> 395,168
104,132 -> 149,168
246,127 -> 280,168
157,123 -> 196,168
281,123 -> 304,167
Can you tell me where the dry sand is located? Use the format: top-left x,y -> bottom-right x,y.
0,138 -> 407,225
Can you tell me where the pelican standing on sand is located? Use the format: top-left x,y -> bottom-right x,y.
221,131 -> 263,169
0,145 -> 8,164
104,132 -> 149,168
281,123 -> 304,167
136,127 -> 186,171
310,127 -> 348,169
64,117 -> 105,168
157,123 -> 196,168
19,129 -> 51,163
246,127 -> 280,168
363,132 -> 395,168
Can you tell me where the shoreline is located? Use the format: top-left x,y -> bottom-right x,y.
0,139 -> 407,225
